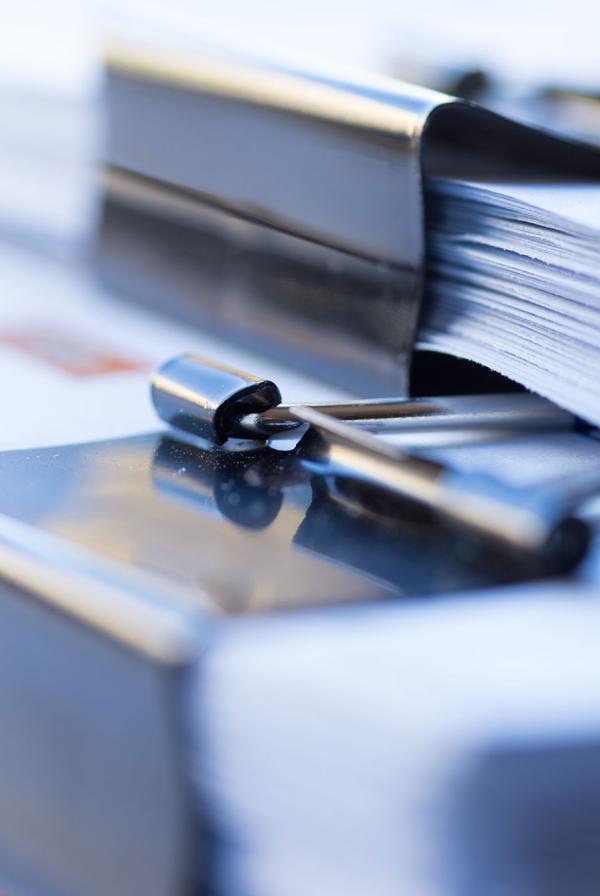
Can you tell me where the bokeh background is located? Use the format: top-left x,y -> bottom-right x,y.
2,0 -> 600,97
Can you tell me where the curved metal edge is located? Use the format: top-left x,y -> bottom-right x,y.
0,512 -> 211,663
0,513 -> 212,896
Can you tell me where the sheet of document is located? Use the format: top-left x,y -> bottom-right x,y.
423,177 -> 600,428
436,179 -> 600,235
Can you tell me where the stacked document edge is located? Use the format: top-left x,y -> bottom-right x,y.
420,179 -> 600,425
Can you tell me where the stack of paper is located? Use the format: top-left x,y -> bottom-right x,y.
420,179 -> 600,425
190,583 -> 600,896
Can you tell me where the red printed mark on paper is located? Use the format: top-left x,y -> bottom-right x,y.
0,326 -> 149,378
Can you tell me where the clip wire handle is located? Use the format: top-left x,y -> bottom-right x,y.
151,354 -> 574,443
292,405 -> 590,573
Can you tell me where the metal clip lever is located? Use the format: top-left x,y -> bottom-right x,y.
151,354 -> 282,445
293,405 -> 590,572
151,354 -> 574,444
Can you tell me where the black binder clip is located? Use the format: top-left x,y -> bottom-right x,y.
151,353 -> 594,574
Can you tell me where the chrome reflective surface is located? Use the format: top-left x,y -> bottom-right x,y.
0,433 -> 564,614
0,430 -> 589,614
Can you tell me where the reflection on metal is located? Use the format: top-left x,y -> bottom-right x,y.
0,432 -> 569,615
153,437 -> 297,531
0,435 -> 394,612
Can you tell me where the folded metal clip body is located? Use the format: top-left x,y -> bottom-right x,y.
99,42 -> 600,396
0,515 -> 201,896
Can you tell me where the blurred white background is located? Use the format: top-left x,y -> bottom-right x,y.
0,0 -> 598,254
1,0 -> 599,97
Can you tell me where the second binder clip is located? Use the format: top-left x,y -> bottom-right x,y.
152,353 -> 598,576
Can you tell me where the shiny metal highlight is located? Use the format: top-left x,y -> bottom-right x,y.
152,353 -> 282,445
